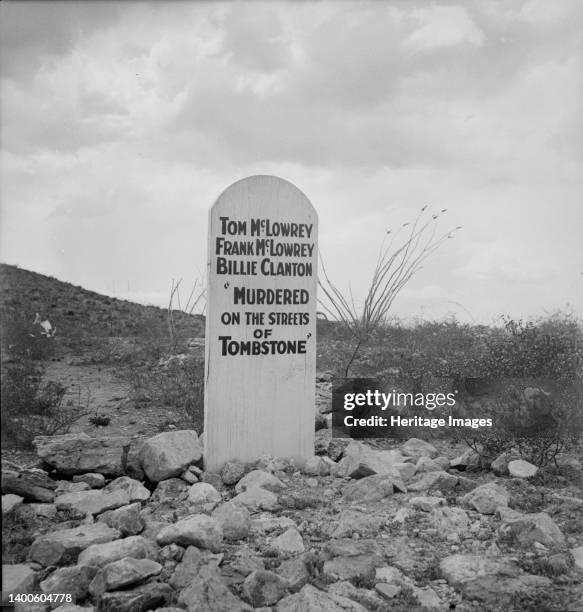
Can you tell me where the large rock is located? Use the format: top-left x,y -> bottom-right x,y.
2,565 -> 37,603
1,467 -> 56,502
221,461 -> 248,485
96,582 -> 174,612
139,430 -> 202,483
440,554 -> 550,605
178,565 -> 252,611
490,451 -> 520,476
407,471 -> 459,492
450,448 -> 481,470
416,456 -> 443,473
2,494 -> 23,514
212,501 -> 251,541
508,459 -> 538,479
156,514 -> 223,552
303,456 -> 336,477
413,586 -> 443,609
55,489 -> 130,516
499,511 -> 566,548
187,482 -> 221,505
30,523 -> 120,566
34,433 -> 138,477
103,476 -> 150,502
277,584 -> 368,612
235,470 -> 285,494
342,473 -> 404,502
98,502 -> 144,536
271,528 -> 305,555
151,478 -> 189,505
40,565 -> 98,603
428,506 -> 470,534
461,482 -> 510,514
333,441 -> 405,479
402,438 -> 438,460
77,535 -> 154,567
170,546 -> 222,590
276,558 -> 309,593
243,570 -> 287,607
391,462 -> 416,481
89,557 -> 162,596
232,487 -> 279,512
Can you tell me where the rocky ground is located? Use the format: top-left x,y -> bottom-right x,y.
2,427 -> 583,612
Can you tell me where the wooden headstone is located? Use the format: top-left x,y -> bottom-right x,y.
204,175 -> 318,472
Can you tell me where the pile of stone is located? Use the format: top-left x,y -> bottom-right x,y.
2,432 -> 581,611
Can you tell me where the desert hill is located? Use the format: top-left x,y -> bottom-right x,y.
0,263 -> 205,344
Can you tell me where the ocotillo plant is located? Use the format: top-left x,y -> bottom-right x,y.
318,205 -> 462,377
168,277 -> 206,352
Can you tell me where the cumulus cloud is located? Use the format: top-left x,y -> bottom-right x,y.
0,0 -> 581,322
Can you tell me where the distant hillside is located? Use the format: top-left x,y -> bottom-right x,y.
0,263 -> 205,343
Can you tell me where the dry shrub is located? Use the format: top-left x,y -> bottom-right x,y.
1,358 -> 87,449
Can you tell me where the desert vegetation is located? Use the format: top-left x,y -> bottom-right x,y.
1,263 -> 582,611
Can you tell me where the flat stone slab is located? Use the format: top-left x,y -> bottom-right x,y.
30,523 -> 120,566
89,558 -> 162,596
77,535 -> 154,568
34,433 -> 137,477
2,468 -> 56,502
55,489 -> 130,516
95,582 -> 174,612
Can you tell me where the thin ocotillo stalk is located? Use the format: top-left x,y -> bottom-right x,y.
318,206 -> 460,376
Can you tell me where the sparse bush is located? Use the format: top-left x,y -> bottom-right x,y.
127,353 -> 204,432
1,311 -> 56,360
89,414 -> 111,427
2,506 -> 52,564
1,358 -> 87,448
453,313 -> 583,466
319,206 -> 460,376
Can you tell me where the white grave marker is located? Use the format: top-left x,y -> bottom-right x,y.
204,175 -> 318,472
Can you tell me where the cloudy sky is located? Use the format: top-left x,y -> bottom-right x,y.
1,0 -> 581,324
